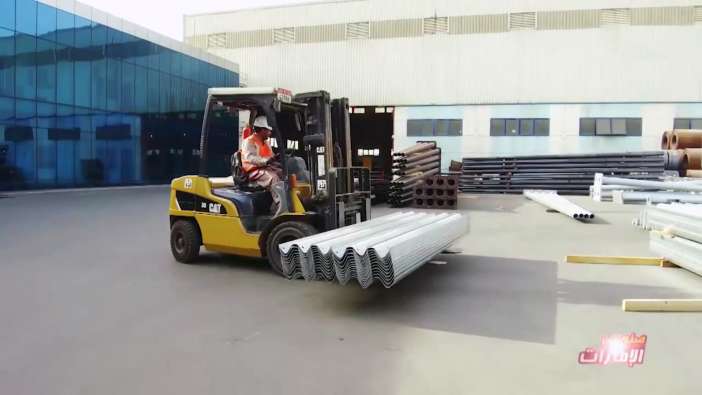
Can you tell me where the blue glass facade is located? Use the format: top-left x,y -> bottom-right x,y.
0,0 -> 238,190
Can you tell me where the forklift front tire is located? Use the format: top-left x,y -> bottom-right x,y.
266,221 -> 317,276
170,220 -> 201,263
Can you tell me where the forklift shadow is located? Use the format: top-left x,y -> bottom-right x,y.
322,254 -> 559,345
194,252 -> 272,274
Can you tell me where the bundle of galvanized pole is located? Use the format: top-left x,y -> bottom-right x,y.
279,212 -> 467,288
389,142 -> 441,207
661,129 -> 702,177
460,151 -> 665,195
591,173 -> 702,204
412,174 -> 459,209
636,203 -> 702,276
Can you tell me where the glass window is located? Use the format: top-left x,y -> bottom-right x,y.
434,119 -> 462,136
160,73 -> 170,113
56,43 -> 73,105
15,34 -> 37,100
0,97 -> 14,122
595,118 -> 611,135
121,61 -> 135,112
16,0 -> 37,36
148,43 -> 159,70
106,59 -> 121,111
134,38 -> 149,68
159,47 -> 171,74
134,65 -> 147,113
407,119 -> 433,136
74,16 -> 91,48
56,9 -> 74,46
611,118 -> 627,135
36,38 -> 56,102
37,2 -> 57,42
91,58 -> 106,110
490,119 -> 505,136
91,22 -> 107,47
505,119 -> 519,136
534,119 -> 549,136
15,98 -> 36,127
106,27 -> 123,60
147,68 -> 159,112
74,59 -> 91,108
0,0 -> 15,30
579,118 -> 595,136
0,28 -> 15,97
581,118 -> 641,136
626,118 -> 642,136
674,118 -> 702,130
519,119 -> 534,136
171,52 -> 183,76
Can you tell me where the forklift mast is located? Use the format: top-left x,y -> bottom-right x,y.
294,91 -> 371,230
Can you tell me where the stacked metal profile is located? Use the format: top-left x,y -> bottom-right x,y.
591,173 -> 702,204
279,212 -> 467,288
370,168 -> 390,203
524,190 -> 594,220
389,142 -> 441,207
413,175 -> 459,209
636,203 -> 702,276
661,129 -> 702,177
460,151 -> 666,195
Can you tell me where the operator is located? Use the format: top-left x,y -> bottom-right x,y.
241,116 -> 285,215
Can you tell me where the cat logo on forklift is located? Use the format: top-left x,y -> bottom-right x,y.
200,201 -> 222,214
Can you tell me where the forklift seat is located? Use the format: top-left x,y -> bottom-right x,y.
231,151 -> 267,192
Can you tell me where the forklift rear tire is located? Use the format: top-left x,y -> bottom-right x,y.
170,220 -> 201,263
266,221 -> 317,276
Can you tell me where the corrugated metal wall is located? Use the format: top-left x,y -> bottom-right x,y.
185,0 -> 702,106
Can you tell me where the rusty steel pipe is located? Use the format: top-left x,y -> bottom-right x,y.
684,148 -> 702,172
671,130 -> 702,149
661,131 -> 671,149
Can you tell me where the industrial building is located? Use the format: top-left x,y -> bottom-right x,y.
0,0 -> 239,190
184,0 -> 702,170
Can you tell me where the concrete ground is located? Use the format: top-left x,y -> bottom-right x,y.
0,187 -> 701,395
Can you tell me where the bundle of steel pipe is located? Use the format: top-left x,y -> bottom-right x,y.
390,142 -> 441,207
636,203 -> 702,277
279,212 -> 467,288
460,151 -> 665,195
524,190 -> 594,220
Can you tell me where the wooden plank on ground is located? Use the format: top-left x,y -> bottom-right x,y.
566,255 -> 666,266
623,299 -> 702,312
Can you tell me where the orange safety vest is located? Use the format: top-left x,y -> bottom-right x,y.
241,133 -> 274,173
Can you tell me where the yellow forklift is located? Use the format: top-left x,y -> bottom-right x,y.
168,88 -> 371,275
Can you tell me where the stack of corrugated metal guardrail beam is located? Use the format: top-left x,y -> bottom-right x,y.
636,203 -> 702,277
389,142 -> 441,207
460,151 -> 666,195
279,212 -> 467,288
412,174 -> 459,209
591,173 -> 702,204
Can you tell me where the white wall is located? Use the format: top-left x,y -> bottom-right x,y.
203,25 -> 702,106
393,102 -> 702,167
185,0 -> 702,106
